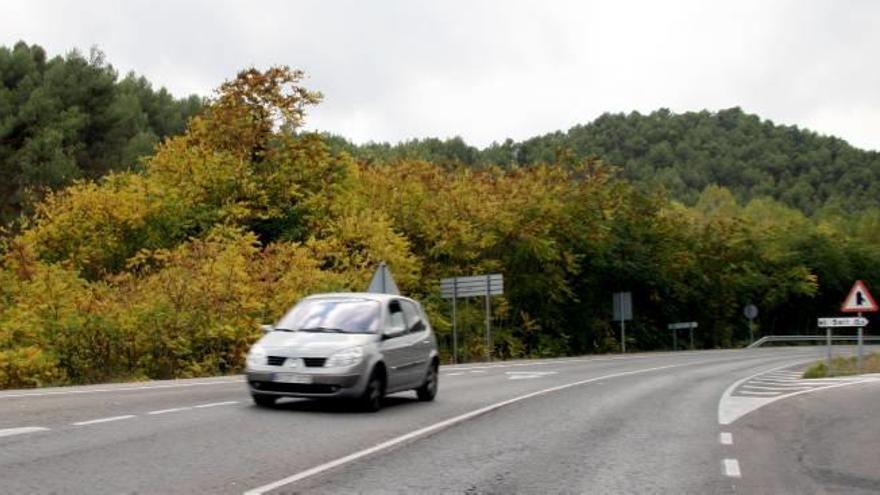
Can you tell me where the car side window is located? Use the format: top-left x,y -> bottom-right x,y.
388,301 -> 406,333
401,301 -> 425,333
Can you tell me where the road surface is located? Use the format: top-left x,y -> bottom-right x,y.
1,347 -> 878,494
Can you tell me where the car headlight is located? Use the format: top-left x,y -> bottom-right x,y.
325,347 -> 364,368
246,343 -> 267,367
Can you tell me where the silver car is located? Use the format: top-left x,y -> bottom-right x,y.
245,293 -> 439,411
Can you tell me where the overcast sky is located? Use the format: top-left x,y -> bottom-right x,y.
2,0 -> 879,150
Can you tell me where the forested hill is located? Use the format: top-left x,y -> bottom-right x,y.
329,108 -> 880,215
0,41 -> 203,222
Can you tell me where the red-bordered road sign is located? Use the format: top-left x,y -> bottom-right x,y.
841,280 -> 879,313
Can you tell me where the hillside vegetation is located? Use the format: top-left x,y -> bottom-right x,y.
1,58 -> 878,388
330,108 -> 880,215
0,41 -> 203,223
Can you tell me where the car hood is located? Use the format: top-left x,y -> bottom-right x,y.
257,331 -> 377,357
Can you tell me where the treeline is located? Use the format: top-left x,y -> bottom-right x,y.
1,66 -> 878,389
0,41 -> 203,223
328,108 -> 880,215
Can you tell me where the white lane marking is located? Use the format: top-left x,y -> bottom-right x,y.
0,427 -> 50,438
723,458 -> 741,478
737,390 -> 781,396
719,364 -> 880,425
445,372 -> 464,376
72,415 -> 136,426
194,401 -> 239,409
147,407 -> 191,415
469,370 -> 486,374
0,378 -> 244,399
243,362 -> 689,494
740,385 -> 811,392
505,371 -> 558,380
719,432 -> 733,445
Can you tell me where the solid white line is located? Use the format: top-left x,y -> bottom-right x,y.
723,458 -> 741,478
736,390 -> 781,396
147,407 -> 191,415
0,426 -> 50,438
243,362 -> 687,495
193,401 -> 239,409
445,372 -> 464,376
469,370 -> 486,374
719,432 -> 733,445
72,415 -> 136,426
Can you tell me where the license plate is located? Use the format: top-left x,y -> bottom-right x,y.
272,373 -> 313,384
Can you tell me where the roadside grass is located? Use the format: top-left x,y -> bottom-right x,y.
803,352 -> 880,378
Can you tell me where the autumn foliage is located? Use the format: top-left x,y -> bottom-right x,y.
1,67 -> 878,388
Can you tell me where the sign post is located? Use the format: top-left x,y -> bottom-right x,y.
441,274 -> 504,363
840,280 -> 878,373
743,304 -> 758,345
818,317 -> 870,370
668,322 -> 698,350
613,292 -> 632,353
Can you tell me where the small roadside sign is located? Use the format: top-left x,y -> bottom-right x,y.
668,321 -> 698,330
841,280 -> 878,313
818,317 -> 869,328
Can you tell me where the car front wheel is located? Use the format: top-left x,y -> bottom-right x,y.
416,362 -> 438,401
360,372 -> 385,412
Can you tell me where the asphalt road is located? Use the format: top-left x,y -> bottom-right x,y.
1,347 -> 877,494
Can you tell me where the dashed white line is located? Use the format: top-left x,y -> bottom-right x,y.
147,407 -> 191,415
719,432 -> 733,445
723,458 -> 742,478
445,372 -> 464,376
469,370 -> 486,374
0,426 -> 50,438
194,401 -> 239,409
72,415 -> 136,426
0,378 -> 244,399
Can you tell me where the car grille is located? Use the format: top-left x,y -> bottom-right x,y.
250,382 -> 339,394
266,356 -> 286,366
265,356 -> 326,367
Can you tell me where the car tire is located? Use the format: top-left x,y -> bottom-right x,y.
252,393 -> 277,407
416,362 -> 438,401
360,372 -> 385,412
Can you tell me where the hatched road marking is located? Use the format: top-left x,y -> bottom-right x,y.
718,363 -> 880,425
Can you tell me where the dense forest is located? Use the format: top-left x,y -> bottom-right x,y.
0,41 -> 203,222
1,44 -> 878,389
328,108 -> 880,215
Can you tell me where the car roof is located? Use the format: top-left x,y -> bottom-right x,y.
302,292 -> 414,304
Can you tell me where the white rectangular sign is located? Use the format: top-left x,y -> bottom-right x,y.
818,317 -> 868,327
440,274 -> 504,299
668,321 -> 698,330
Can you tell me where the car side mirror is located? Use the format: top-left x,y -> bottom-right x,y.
260,324 -> 274,334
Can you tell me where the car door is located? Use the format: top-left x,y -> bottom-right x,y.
379,300 -> 411,392
399,299 -> 431,387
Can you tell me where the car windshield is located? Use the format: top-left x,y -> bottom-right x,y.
275,298 -> 381,334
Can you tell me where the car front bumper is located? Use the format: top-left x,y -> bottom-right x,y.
246,368 -> 367,399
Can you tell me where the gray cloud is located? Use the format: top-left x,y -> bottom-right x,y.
2,0 -> 878,150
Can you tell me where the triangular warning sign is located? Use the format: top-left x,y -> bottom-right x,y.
841,280 -> 878,313
366,261 -> 400,295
